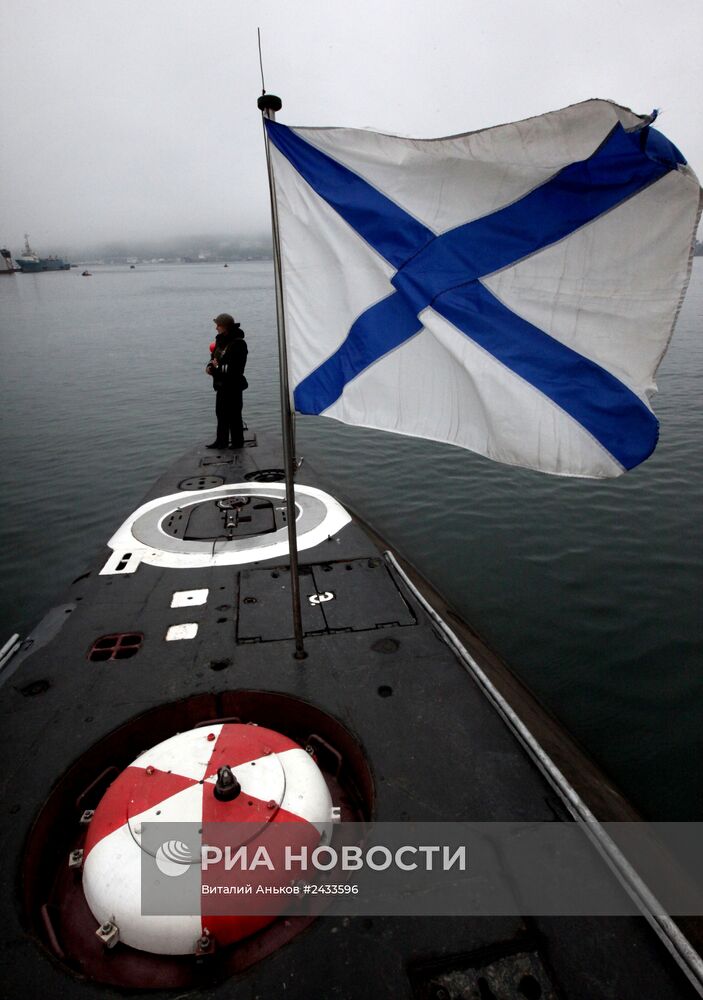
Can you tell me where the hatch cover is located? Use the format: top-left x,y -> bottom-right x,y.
310,559 -> 415,632
163,497 -> 278,540
238,559 -> 416,642
82,723 -> 332,955
199,453 -> 242,468
197,433 -> 256,466
238,567 -> 328,642
177,475 -> 225,490
244,469 -> 285,483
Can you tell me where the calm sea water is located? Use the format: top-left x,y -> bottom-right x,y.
1,260 -> 701,820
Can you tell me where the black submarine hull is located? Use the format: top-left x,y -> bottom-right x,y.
0,430 -> 700,998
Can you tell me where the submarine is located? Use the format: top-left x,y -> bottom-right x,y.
0,423 -> 702,999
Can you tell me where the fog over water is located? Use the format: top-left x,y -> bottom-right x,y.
2,0 -> 702,254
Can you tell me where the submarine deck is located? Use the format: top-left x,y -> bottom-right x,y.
0,431 -> 699,999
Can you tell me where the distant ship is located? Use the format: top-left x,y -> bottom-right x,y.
1,247 -> 18,274
15,233 -> 70,272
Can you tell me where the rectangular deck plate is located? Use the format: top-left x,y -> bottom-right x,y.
308,559 -> 415,632
199,454 -> 242,467
237,559 -> 416,642
238,567 -> 327,642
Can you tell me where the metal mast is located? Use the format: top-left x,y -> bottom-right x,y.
258,92 -> 306,659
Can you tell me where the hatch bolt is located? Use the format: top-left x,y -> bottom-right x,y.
68,849 -> 84,869
80,809 -> 94,825
195,928 -> 216,956
213,765 -> 241,801
96,919 -> 119,948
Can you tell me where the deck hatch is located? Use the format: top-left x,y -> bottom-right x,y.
310,559 -> 416,632
238,566 -> 328,641
244,469 -> 285,482
199,453 -> 241,467
177,475 -> 224,490
237,559 -> 416,642
162,497 -> 280,541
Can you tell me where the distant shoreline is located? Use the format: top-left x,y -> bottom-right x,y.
71,255 -> 273,267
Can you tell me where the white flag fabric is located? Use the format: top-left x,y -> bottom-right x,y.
266,100 -> 701,478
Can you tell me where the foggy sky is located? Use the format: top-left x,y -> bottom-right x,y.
2,0 -> 702,254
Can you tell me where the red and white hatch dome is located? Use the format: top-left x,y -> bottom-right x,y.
82,723 -> 334,955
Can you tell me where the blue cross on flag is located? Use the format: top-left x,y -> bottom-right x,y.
266,100 -> 701,478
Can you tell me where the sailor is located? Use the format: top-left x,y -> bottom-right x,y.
206,313 -> 248,449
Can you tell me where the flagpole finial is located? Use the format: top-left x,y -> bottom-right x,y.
258,94 -> 282,114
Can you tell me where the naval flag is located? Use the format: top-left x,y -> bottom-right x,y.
266,100 -> 701,478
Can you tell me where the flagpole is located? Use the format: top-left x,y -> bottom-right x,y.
258,92 -> 306,659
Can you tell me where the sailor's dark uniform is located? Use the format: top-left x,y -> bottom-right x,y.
211,329 -> 248,448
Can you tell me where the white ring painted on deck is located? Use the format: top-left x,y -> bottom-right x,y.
100,483 -> 351,574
